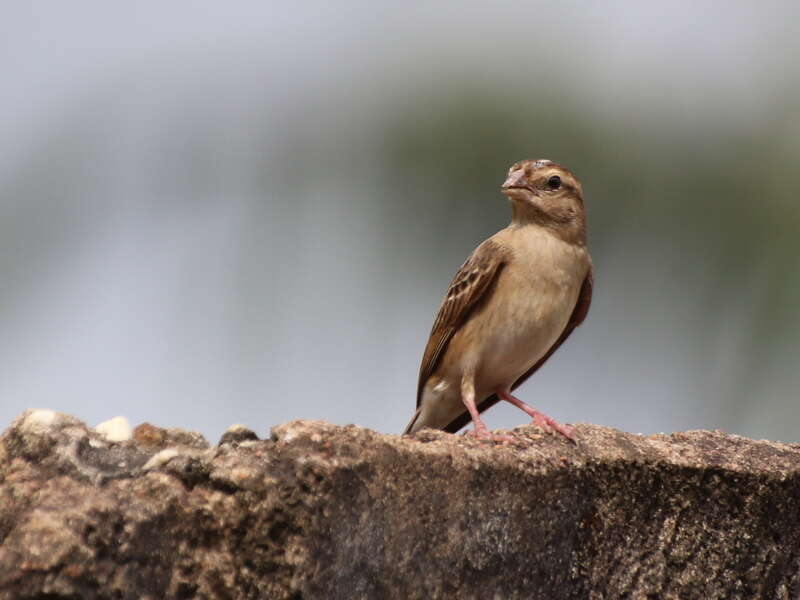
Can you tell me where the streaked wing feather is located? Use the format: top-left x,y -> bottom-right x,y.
416,239 -> 508,406
442,269 -> 593,433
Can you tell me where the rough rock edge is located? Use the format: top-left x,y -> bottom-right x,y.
0,410 -> 799,599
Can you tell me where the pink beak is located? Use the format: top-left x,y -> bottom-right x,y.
502,168 -> 527,190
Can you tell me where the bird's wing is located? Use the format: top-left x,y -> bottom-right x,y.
442,268 -> 593,434
416,239 -> 509,406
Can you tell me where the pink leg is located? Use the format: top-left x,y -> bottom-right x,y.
462,374 -> 513,443
496,389 -> 575,440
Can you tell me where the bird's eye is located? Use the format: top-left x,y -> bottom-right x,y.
546,175 -> 561,190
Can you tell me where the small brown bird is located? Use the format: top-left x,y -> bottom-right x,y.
404,159 -> 592,441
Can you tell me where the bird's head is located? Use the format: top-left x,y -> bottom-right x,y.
501,159 -> 586,244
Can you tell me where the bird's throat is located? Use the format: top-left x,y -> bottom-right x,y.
509,198 -> 547,226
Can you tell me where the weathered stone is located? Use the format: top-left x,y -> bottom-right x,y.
0,410 -> 799,599
218,424 -> 260,446
132,422 -> 209,450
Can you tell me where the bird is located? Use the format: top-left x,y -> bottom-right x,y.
404,159 -> 592,441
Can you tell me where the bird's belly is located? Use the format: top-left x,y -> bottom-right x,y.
465,266 -> 580,399
474,291 -> 572,393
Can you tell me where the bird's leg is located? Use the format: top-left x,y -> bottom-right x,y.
461,374 -> 490,438
462,374 -> 513,443
496,389 -> 575,440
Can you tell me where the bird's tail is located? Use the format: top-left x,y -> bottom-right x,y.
402,407 -> 422,435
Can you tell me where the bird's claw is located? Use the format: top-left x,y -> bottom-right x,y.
531,414 -> 575,441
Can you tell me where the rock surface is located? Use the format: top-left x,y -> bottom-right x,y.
0,410 -> 799,599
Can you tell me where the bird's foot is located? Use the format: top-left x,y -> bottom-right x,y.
529,411 -> 575,440
495,389 -> 576,442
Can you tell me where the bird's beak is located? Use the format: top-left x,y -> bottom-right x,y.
502,169 -> 528,192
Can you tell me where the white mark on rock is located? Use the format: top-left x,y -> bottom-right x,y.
143,448 -> 180,470
20,409 -> 59,433
95,416 -> 133,442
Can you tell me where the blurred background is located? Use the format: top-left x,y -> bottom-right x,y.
2,2 -> 799,443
